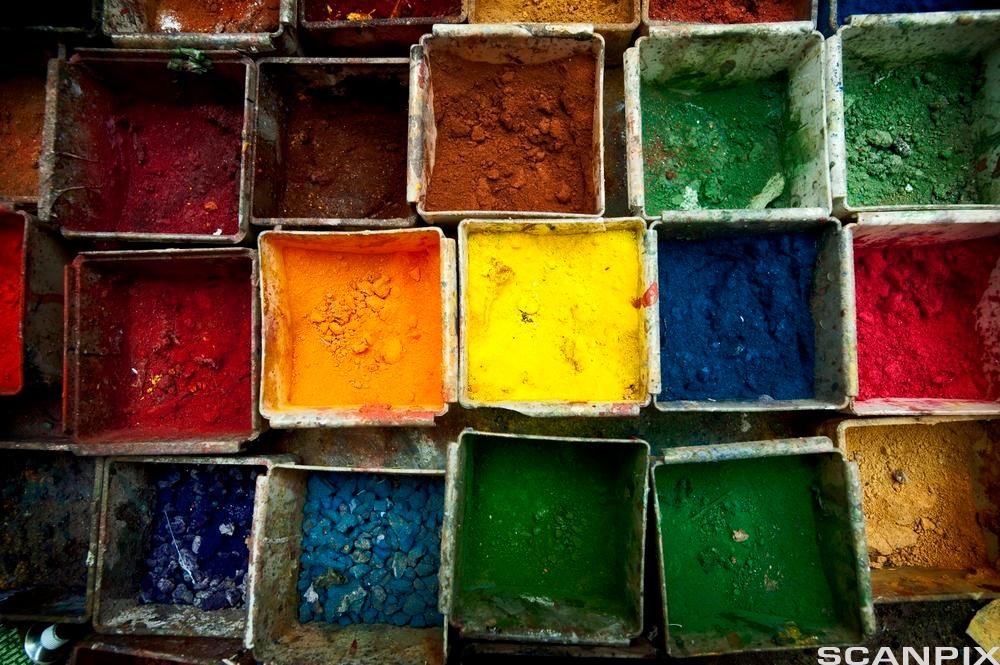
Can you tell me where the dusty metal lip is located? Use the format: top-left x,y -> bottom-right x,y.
69,635 -> 254,665
641,0 -> 818,30
0,210 -> 29,397
456,218 -> 659,417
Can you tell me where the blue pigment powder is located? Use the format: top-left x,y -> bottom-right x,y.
837,0 -> 998,23
297,473 -> 444,628
658,232 -> 818,402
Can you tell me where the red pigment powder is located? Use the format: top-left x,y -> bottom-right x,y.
147,0 -> 280,33
648,0 -> 807,22
75,257 -> 252,442
0,217 -> 25,395
303,0 -> 460,20
855,237 -> 1000,401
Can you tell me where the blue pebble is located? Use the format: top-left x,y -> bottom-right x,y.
411,615 -> 427,628
403,595 -> 425,616
390,612 -> 409,626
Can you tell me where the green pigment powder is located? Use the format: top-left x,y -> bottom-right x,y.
844,58 -> 985,206
453,435 -> 645,635
641,75 -> 792,213
654,454 -> 859,653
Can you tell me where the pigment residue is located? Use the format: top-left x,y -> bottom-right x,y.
655,455 -> 854,651
454,436 -> 642,631
474,0 -> 632,24
141,465 -> 259,610
148,0 -> 279,32
425,53 -> 598,214
642,75 -> 793,213
0,218 -> 24,395
297,473 -> 444,627
649,0 -> 806,22
658,232 -> 818,402
465,229 -> 646,405
304,0 -> 460,19
845,423 -> 990,571
0,74 -> 46,198
854,236 -> 1000,401
844,58 -> 987,207
837,0 -> 1000,23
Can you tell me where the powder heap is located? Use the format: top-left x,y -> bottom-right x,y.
649,0 -> 806,22
304,0 -> 460,20
641,75 -> 792,213
297,473 -> 444,627
0,75 -> 46,198
141,465 -> 259,610
425,53 -> 598,214
0,219 -> 24,395
845,423 -> 991,571
474,0 -> 632,24
854,237 -> 1000,400
149,0 -> 279,33
464,229 -> 646,404
844,59 -> 985,207
837,0 -> 998,23
658,232 -> 818,402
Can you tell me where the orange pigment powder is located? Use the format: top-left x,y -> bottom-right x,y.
266,232 -> 445,413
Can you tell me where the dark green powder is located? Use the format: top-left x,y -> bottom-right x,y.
654,454 -> 861,654
641,75 -> 792,214
844,58 -> 985,206
453,435 -> 645,637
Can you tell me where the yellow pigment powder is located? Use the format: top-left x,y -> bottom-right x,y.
464,226 -> 647,404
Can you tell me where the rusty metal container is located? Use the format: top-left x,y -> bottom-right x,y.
0,448 -> 102,623
0,211 -> 28,398
0,0 -> 101,35
247,463 -> 446,665
64,248 -> 264,454
70,635 -> 253,665
39,50 -> 256,245
251,57 -> 417,229
641,0 -> 817,30
408,24 -> 606,224
652,217 -> 857,412
102,0 -> 297,53
94,456 -> 290,638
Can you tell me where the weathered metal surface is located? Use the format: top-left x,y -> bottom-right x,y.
408,24 -> 606,224
64,248 -> 264,454
826,12 -> 1000,220
70,635 -> 254,665
651,217 -> 857,412
39,49 -> 257,245
625,25 -> 831,223
251,57 -> 418,229
641,0 -> 818,30
247,463 -> 446,665
258,228 -> 458,427
0,1 -> 101,36
94,455 -> 292,638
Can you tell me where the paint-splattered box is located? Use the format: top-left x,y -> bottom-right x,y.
441,431 -> 649,646
40,50 -> 257,244
642,0 -> 816,30
251,57 -> 417,229
651,438 -> 874,656
94,456 -> 286,638
625,26 -> 830,222
0,212 -> 28,398
827,12 -> 1000,219
101,0 -> 297,53
247,464 -> 446,665
830,417 -> 1000,603
653,218 -> 856,412
70,636 -> 253,665
458,219 -> 659,417
409,24 -> 606,224
4,0 -> 101,36
64,248 -> 263,453
259,228 -> 457,427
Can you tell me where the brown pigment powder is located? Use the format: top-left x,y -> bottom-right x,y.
424,53 -> 598,214
845,422 -> 992,571
0,75 -> 46,198
648,0 -> 806,22
474,0 -> 632,24
147,0 -> 280,33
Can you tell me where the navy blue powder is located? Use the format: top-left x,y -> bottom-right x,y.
837,0 -> 999,24
658,232 -> 818,402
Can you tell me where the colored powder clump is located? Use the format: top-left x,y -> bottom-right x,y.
304,0 -> 459,19
425,53 -> 598,214
649,0 -> 805,22
642,75 -> 792,214
272,237 -> 444,412
843,59 -> 986,207
0,218 -> 24,395
464,228 -> 647,404
453,436 -> 643,631
148,0 -> 279,32
845,423 -> 991,571
0,74 -> 46,198
837,0 -> 999,23
658,232 -> 818,402
141,465 -> 259,610
474,0 -> 632,24
654,455 -> 857,652
297,473 -> 444,628
854,236 -> 1000,401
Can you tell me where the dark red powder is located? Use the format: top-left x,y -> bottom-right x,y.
648,0 -> 808,22
74,255 -> 252,442
854,237 -> 1000,401
0,215 -> 25,395
303,0 -> 460,20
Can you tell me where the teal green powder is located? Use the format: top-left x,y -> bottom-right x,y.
654,454 -> 861,654
844,58 -> 986,206
641,75 -> 792,214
